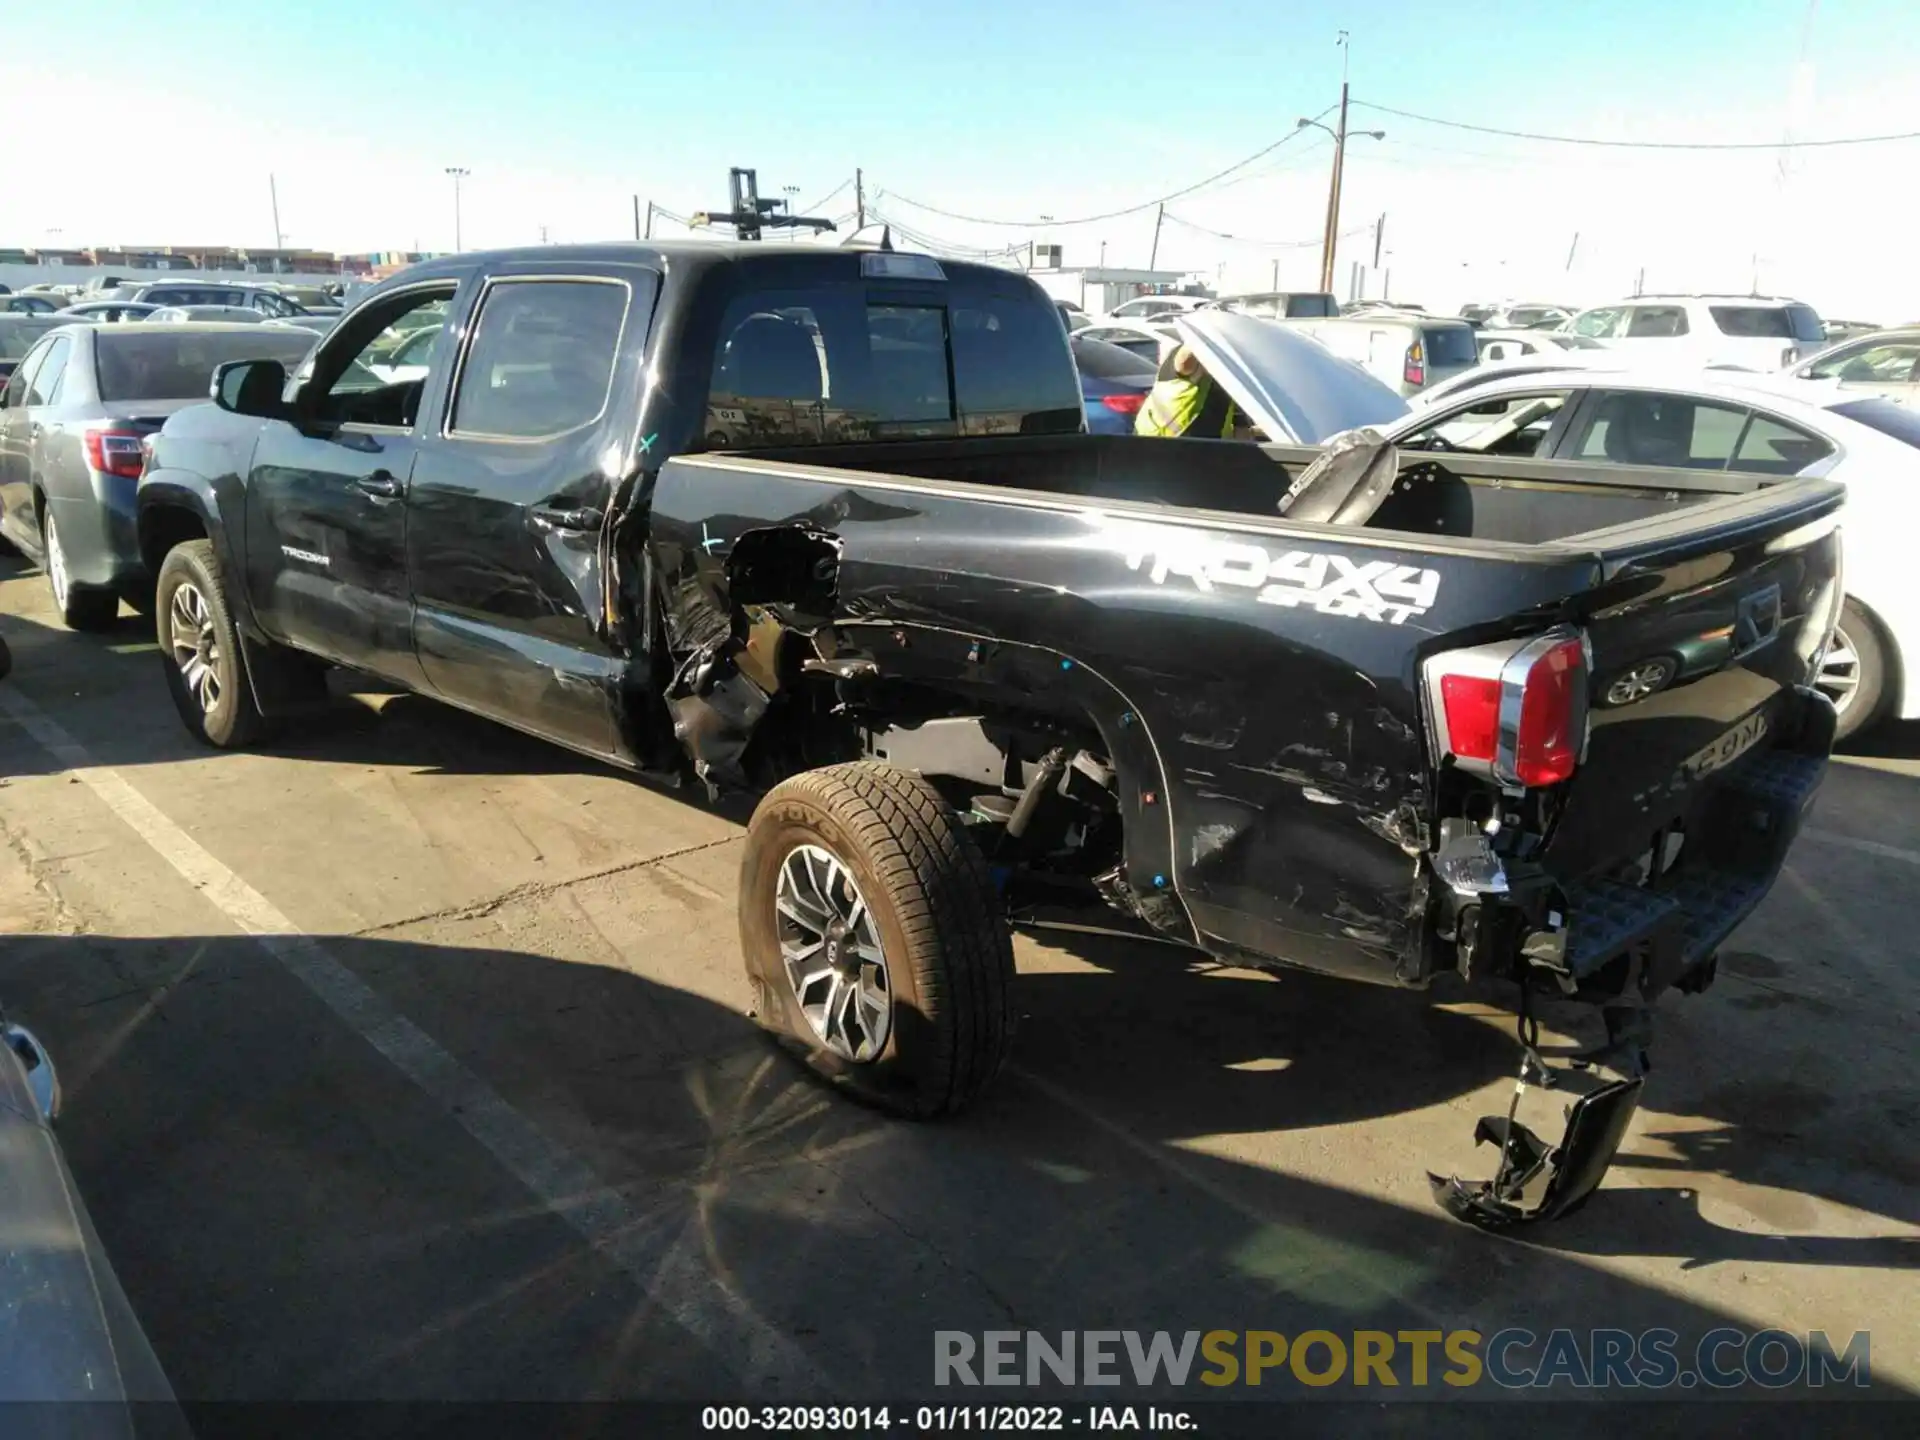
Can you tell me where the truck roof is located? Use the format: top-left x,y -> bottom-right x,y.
390,241 -> 1024,288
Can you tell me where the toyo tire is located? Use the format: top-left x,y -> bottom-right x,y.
154,540 -> 272,749
739,761 -> 1016,1118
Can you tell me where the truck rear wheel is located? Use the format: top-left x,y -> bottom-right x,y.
155,540 -> 271,749
739,761 -> 1015,1118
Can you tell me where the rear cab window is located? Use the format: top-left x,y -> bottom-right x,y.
701,258 -> 1081,448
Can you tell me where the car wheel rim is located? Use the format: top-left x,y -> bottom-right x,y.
774,843 -> 891,1063
167,582 -> 222,715
44,514 -> 69,611
1818,626 -> 1861,717
1605,660 -> 1672,707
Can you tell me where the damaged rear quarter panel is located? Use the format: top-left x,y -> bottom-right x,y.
648,454 -> 1606,985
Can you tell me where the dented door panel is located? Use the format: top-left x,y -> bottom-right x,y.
647,455 -> 1618,984
407,264 -> 661,761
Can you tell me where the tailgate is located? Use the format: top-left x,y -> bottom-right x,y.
1539,480 -> 1844,882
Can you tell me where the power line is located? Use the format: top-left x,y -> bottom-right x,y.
799,177 -> 853,214
1164,212 -> 1368,249
1353,98 -> 1920,150
876,107 -> 1336,228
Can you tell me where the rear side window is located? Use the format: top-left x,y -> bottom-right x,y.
26,335 -> 70,405
1569,391 -> 1752,468
1732,413 -> 1832,474
1625,306 -> 1689,337
95,328 -> 317,401
1421,326 -> 1478,367
448,279 -> 631,440
1286,294 -> 1337,318
705,279 -> 1080,447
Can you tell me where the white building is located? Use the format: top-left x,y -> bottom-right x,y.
1018,264 -> 1201,315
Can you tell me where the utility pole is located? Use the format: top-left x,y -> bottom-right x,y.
269,174 -> 283,251
1100,240 -> 1107,267
1565,231 -> 1580,272
1372,212 -> 1385,269
1303,33 -> 1383,294
1271,258 -> 1279,292
645,201 -> 655,239
1316,33 -> 1351,293
855,168 -> 865,228
1149,202 -> 1165,268
633,195 -> 642,239
445,166 -> 470,252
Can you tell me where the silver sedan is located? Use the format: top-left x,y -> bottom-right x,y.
0,322 -> 317,628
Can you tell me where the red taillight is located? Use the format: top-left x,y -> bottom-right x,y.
1403,341 -> 1425,387
1427,630 -> 1589,788
1439,674 -> 1501,763
84,427 -> 145,479
1100,392 -> 1146,415
1513,638 -> 1585,786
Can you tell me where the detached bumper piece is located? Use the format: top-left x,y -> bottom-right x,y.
1430,1068 -> 1645,1230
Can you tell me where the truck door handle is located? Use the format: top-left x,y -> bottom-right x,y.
530,504 -> 604,533
355,469 -> 402,498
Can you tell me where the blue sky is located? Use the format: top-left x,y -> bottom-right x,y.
7,0 -> 1919,313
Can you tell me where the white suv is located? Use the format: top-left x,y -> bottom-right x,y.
1562,295 -> 1827,371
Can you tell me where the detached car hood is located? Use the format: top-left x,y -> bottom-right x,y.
1173,310 -> 1410,443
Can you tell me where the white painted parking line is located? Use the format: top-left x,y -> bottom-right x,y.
0,683 -> 814,1393
1803,828 -> 1920,868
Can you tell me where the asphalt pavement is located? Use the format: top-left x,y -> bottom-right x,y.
0,552 -> 1914,1427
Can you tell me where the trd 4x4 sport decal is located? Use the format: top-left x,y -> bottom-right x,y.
1091,516 -> 1441,626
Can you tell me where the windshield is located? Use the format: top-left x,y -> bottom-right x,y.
1710,304 -> 1826,342
1830,397 -> 1920,450
96,328 -> 317,401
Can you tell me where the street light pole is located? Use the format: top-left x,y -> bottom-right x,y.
445,167 -> 470,252
1300,40 -> 1384,294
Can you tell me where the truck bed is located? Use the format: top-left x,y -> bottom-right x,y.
727,431 -> 1777,549
648,437 -> 1843,988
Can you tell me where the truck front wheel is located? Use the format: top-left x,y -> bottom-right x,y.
739,762 -> 1016,1118
155,540 -> 270,749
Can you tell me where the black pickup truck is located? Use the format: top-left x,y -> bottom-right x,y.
136,243 -> 1843,1227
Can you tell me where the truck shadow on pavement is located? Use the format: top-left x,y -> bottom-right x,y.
2,927 -> 1912,1411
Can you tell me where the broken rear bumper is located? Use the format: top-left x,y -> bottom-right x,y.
1475,685 -> 1835,1004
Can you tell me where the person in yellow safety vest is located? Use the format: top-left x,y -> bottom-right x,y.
1134,343 -> 1238,439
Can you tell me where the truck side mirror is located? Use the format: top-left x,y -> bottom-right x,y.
212,358 -> 291,420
